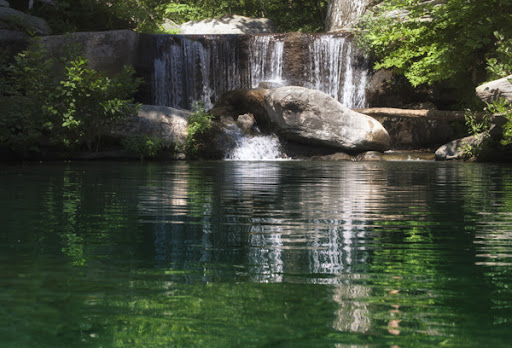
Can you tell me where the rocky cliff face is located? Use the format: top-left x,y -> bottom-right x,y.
325,0 -> 373,31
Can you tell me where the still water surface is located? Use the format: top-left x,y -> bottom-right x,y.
1,160 -> 512,347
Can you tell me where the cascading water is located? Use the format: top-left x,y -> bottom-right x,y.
224,126 -> 286,161
305,34 -> 368,108
150,33 -> 368,111
249,35 -> 285,88
153,35 -> 244,110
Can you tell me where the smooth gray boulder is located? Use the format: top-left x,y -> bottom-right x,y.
112,105 -> 190,147
39,30 -> 140,76
264,87 -> 391,152
0,6 -> 51,35
435,133 -> 486,160
476,75 -> 512,103
0,1 -> 9,8
180,15 -> 274,34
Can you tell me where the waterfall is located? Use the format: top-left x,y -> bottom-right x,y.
153,35 -> 245,110
150,33 -> 369,110
305,34 -> 368,108
249,35 -> 285,88
224,126 -> 286,161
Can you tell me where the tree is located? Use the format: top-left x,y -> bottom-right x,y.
356,0 -> 512,103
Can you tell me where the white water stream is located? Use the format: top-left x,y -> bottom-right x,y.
152,34 -> 368,110
224,127 -> 286,161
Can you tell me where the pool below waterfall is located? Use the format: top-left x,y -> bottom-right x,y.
1,160 -> 512,347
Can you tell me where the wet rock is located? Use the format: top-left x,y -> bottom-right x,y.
0,1 -> 9,8
355,151 -> 383,161
264,86 -> 391,153
311,152 -> 352,161
258,81 -> 286,89
236,113 -> 257,133
180,15 -> 275,34
210,88 -> 269,128
435,134 -> 485,161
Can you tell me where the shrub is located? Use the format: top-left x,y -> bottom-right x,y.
184,102 -> 214,159
121,134 -> 165,161
0,40 -> 142,154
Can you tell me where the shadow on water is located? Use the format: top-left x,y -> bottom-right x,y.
1,161 -> 512,347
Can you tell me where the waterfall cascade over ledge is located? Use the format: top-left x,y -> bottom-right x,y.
146,33 -> 369,110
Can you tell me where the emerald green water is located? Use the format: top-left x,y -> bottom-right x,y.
1,160 -> 512,347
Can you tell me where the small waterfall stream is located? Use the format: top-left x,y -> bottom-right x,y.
150,33 -> 369,110
305,35 -> 368,109
224,126 -> 286,161
249,35 -> 285,88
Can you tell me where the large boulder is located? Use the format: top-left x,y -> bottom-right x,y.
0,6 -> 51,35
39,30 -> 140,76
180,15 -> 275,34
435,134 -> 485,161
112,105 -> 190,147
476,75 -> 512,104
264,87 -> 391,152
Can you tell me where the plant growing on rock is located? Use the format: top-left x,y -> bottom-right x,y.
184,102 -> 214,159
121,134 -> 165,162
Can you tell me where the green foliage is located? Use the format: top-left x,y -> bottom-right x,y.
14,0 -> 328,34
487,97 -> 512,146
462,97 -> 512,158
169,0 -> 329,33
356,0 -> 512,99
121,134 -> 165,161
43,58 -> 142,150
12,0 -> 169,33
0,40 -> 141,154
487,32 -> 512,80
0,42 -> 56,153
465,111 -> 492,136
184,102 -> 214,159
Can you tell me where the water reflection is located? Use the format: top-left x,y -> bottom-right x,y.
3,161 -> 512,346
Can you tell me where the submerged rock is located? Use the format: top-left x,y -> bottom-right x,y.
263,87 -> 391,153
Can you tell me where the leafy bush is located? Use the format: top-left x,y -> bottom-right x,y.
0,40 -> 141,154
0,43 -> 56,153
121,134 -> 165,161
44,57 -> 141,150
184,102 -> 214,159
487,32 -> 512,80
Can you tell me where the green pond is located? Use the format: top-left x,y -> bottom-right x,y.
1,160 -> 512,347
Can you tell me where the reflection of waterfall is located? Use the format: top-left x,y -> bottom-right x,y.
305,35 -> 368,108
224,126 -> 285,161
149,33 -> 369,110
